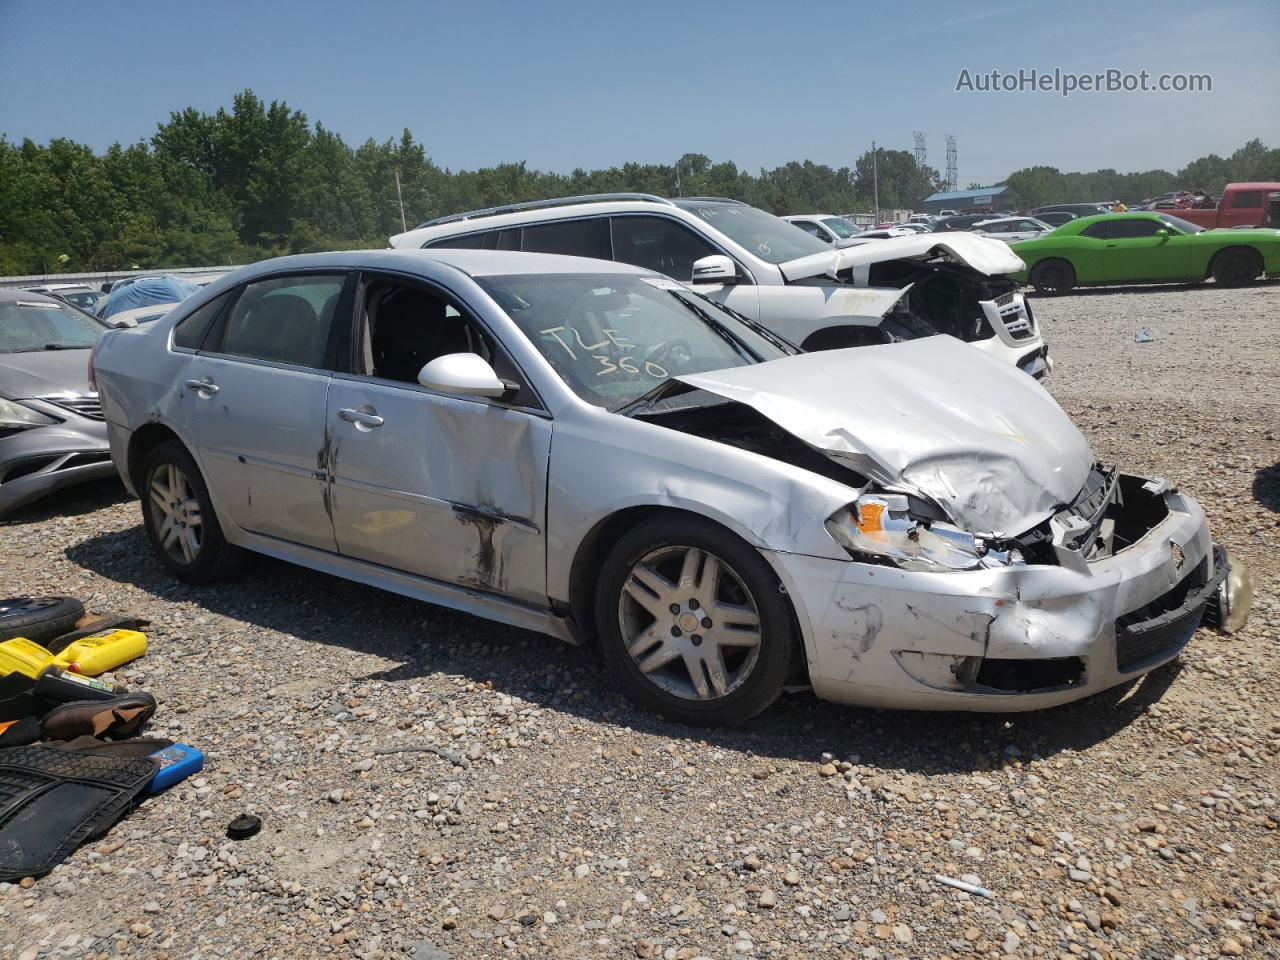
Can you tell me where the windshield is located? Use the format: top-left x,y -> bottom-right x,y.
58,291 -> 102,311
1159,214 -> 1204,235
0,299 -> 105,352
677,203 -> 830,263
821,217 -> 860,238
477,273 -> 788,412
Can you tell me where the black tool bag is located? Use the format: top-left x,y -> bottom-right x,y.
0,745 -> 159,881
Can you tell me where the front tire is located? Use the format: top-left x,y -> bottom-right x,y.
1029,258 -> 1076,295
1211,247 -> 1262,286
595,515 -> 797,726
141,440 -> 243,584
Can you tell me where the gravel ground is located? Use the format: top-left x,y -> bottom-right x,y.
1,281 -> 1277,960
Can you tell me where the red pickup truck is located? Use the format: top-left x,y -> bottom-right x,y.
1172,182 -> 1280,229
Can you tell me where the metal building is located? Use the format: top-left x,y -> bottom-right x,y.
921,185 -> 1019,215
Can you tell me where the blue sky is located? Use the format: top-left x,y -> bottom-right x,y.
2,0 -> 1276,183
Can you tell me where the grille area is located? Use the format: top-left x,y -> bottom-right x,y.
1115,554 -> 1219,672
38,394 -> 103,421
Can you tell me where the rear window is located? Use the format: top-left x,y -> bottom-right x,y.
0,298 -> 104,352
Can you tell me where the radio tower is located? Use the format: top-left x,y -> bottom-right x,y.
912,131 -> 927,168
944,134 -> 958,192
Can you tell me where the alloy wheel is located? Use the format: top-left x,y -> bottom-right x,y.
148,462 -> 203,564
617,545 -> 762,701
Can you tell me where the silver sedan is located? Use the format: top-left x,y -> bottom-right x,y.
90,250 -> 1248,724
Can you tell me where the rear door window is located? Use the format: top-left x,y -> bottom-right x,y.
520,218 -> 611,259
173,293 -> 230,351
216,274 -> 347,369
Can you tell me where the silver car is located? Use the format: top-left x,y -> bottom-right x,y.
91,250 -> 1245,724
0,290 -> 115,515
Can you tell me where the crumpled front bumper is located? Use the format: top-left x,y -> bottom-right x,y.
0,411 -> 115,516
768,478 -> 1219,711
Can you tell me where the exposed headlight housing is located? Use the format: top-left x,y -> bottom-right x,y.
0,398 -> 59,432
825,492 -> 1024,572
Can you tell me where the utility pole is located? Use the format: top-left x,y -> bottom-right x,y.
872,141 -> 880,225
674,157 -> 682,197
394,170 -> 408,233
945,135 -> 958,193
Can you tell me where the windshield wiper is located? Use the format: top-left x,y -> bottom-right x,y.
613,379 -> 680,416
668,294 -> 758,361
41,343 -> 91,351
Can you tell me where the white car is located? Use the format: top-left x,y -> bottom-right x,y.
890,223 -> 933,234
780,214 -> 865,248
972,217 -> 1056,244
391,194 -> 1049,378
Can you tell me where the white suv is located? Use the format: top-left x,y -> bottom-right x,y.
390,194 -> 1049,376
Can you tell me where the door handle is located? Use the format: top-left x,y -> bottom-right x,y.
338,407 -> 384,428
184,378 -> 219,395
1105,243 -> 1117,247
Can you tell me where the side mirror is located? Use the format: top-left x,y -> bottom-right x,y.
1155,228 -> 1169,241
417,353 -> 506,398
111,317 -> 137,329
689,254 -> 739,285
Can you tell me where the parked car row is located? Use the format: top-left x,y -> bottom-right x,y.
391,194 -> 1049,376
86,244 -> 1249,725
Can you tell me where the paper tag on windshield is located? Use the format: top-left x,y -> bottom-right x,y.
640,277 -> 688,292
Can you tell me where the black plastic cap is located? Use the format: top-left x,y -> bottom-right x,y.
226,814 -> 262,840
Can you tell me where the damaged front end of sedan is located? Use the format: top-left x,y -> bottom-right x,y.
629,337 -> 1252,710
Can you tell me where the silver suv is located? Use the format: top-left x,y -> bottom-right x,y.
391,194 -> 1049,377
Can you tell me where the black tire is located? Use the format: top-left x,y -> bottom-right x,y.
1211,247 -> 1262,287
1028,259 -> 1075,295
594,515 -> 797,726
141,439 -> 244,584
0,596 -> 85,643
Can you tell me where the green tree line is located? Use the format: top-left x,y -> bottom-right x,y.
1,89 -> 1276,275
1004,140 -> 1280,210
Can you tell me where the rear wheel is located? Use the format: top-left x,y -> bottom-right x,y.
1211,247 -> 1262,286
595,515 -> 796,726
1029,259 -> 1075,295
141,440 -> 243,583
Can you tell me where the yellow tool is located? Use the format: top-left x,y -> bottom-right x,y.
0,629 -> 147,679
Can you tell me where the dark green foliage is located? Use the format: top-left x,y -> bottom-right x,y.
2,90 -> 1275,275
1005,140 -> 1280,209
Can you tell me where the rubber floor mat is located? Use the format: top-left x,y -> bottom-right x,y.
0,745 -> 158,881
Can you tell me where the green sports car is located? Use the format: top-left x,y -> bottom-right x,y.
1009,212 -> 1280,294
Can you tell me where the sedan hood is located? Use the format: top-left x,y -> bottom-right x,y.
778,231 -> 1026,282
676,337 -> 1092,536
0,348 -> 95,399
